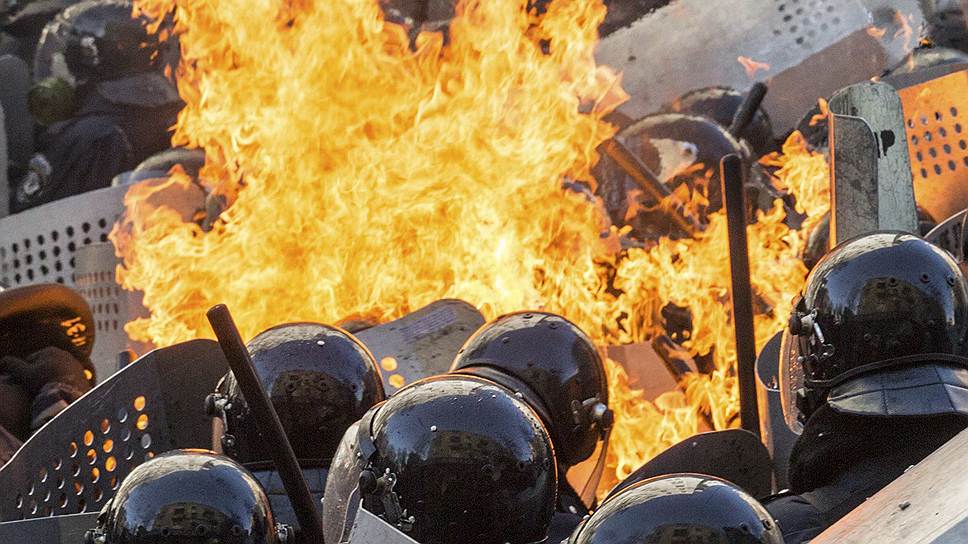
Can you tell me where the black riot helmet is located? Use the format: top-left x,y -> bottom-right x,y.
449,311 -> 610,468
208,322 -> 385,468
781,232 -> 968,431
322,375 -> 558,544
667,86 -> 776,157
30,0 -> 179,121
34,0 -> 162,84
568,473 -> 783,544
85,449 -> 290,543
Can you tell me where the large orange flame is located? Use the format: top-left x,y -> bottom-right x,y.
116,0 -> 830,494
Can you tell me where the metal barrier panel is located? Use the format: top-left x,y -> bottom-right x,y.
0,340 -> 227,522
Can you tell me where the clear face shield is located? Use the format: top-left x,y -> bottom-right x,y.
565,427 -> 611,509
778,328 -> 806,435
322,422 -> 364,544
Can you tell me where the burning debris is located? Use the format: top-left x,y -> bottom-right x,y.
1,0 -> 968,543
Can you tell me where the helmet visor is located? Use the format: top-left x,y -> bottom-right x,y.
778,329 -> 805,434
566,429 -> 610,509
322,422 -> 364,544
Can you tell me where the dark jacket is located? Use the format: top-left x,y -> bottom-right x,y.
765,405 -> 967,543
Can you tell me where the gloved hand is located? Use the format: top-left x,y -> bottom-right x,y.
0,347 -> 91,397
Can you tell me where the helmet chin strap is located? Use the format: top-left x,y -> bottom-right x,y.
577,399 -> 613,508
354,406 -> 414,533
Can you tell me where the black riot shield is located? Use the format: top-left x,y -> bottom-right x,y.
355,299 -> 484,394
0,54 -> 34,170
0,339 -> 227,526
606,429 -> 774,500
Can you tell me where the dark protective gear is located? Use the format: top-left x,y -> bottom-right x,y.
0,283 -> 95,380
211,322 -> 385,468
0,375 -> 31,441
449,311 -> 609,468
617,113 -> 746,210
0,0 -> 79,63
764,405 -> 966,543
666,86 -> 776,157
85,448 -> 288,543
322,375 -> 558,544
568,473 -> 784,544
32,0 -> 168,86
0,346 -> 90,397
12,0 -> 180,211
783,232 -> 968,424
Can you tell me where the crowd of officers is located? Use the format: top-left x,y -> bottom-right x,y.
1,229 -> 966,544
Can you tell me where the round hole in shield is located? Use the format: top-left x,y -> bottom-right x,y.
389,374 -> 406,389
100,419 -> 111,435
91,467 -> 100,483
117,408 -> 128,423
86,449 -> 97,465
55,475 -> 64,490
38,467 -> 48,483
59,493 -> 68,508
120,428 -> 131,442
134,396 -> 146,412
103,439 -> 114,453
93,488 -> 103,502
140,434 -> 152,449
110,476 -> 118,490
105,456 -> 117,472
77,498 -> 86,512
381,356 -> 398,372
70,463 -> 80,477
15,494 -> 22,509
136,414 -> 149,431
83,431 -> 94,447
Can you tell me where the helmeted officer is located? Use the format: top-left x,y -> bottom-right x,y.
321,374 -> 558,544
85,448 -> 293,543
0,283 -> 95,464
568,473 -> 784,544
766,232 -> 968,542
207,321 -> 385,530
449,310 -> 611,537
12,0 -> 181,211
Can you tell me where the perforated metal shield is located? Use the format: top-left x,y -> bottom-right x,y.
595,0 -> 922,132
355,299 -> 484,394
73,243 -> 152,381
894,68 -> 968,223
0,339 -> 227,522
925,209 -> 968,261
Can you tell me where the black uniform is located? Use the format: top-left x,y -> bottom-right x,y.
767,232 -> 968,542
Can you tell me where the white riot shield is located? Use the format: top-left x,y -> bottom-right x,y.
596,0 -> 922,131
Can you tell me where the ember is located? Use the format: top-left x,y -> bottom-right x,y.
112,0 -> 831,494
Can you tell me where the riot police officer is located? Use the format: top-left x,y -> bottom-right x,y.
321,374 -> 558,544
567,473 -> 784,544
85,448 -> 292,543
0,283 -> 95,464
207,321 -> 385,529
449,310 -> 610,527
766,232 -> 968,542
12,0 -> 181,211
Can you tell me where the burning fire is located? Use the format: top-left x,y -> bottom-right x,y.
116,0 -> 829,494
737,55 -> 771,80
